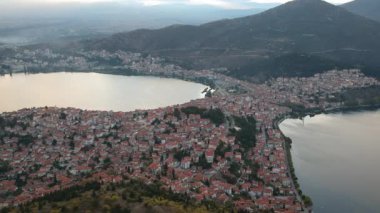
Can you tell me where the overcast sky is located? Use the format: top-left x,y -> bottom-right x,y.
1,0 -> 354,7
38,0 -> 352,3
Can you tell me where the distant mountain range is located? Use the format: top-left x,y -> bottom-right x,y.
0,2 -> 276,45
342,0 -> 380,22
88,0 -> 380,79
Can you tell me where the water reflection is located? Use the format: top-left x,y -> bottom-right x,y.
280,110 -> 380,213
0,72 -> 207,112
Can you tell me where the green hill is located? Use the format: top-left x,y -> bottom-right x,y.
1,180 -> 235,213
88,0 -> 380,79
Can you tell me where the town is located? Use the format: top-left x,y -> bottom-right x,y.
0,48 -> 190,77
1,47 -> 379,212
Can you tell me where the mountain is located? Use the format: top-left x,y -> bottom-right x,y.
0,2 -> 276,45
89,0 -> 380,79
342,0 -> 380,22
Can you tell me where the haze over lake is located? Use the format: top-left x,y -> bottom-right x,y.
280,110 -> 380,213
0,72 -> 207,112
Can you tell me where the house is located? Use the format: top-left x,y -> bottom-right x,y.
205,149 -> 214,163
0,180 -> 17,193
263,187 -> 273,197
217,193 -> 229,204
256,197 -> 270,209
234,152 -> 242,162
240,183 -> 251,192
282,178 -> 291,187
165,156 -> 179,168
148,162 -> 161,175
165,141 -> 179,150
77,165 -> 92,174
181,157 -> 191,169
224,152 -> 233,159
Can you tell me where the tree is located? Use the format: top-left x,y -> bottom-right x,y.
0,160 -> 11,174
205,90 -> 212,98
53,160 -> 61,170
59,112 -> 67,120
0,116 -> 5,128
18,135 -> 34,146
230,116 -> 257,151
103,157 -> 112,166
151,118 -> 161,125
173,108 -> 181,120
302,195 -> 313,207
181,106 -> 225,126
215,142 -> 226,158
174,150 -> 190,161
202,108 -> 225,127
15,174 -> 27,187
229,162 -> 241,177
195,154 -> 211,169
103,141 -> 112,148
181,106 -> 206,116
69,141 -> 75,150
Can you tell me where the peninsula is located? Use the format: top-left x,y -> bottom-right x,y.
1,65 -> 378,212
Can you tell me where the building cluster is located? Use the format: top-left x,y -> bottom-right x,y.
0,48 -> 379,212
0,48 -> 185,76
268,69 -> 380,108
0,95 -> 300,211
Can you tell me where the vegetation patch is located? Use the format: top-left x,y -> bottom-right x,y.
181,107 -> 225,127
333,85 -> 380,107
1,180 -> 235,213
0,160 -> 11,174
229,116 -> 257,151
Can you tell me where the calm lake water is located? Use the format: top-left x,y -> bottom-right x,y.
0,72 -> 207,112
280,110 -> 380,213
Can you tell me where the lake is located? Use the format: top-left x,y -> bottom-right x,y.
0,72 -> 207,113
279,110 -> 380,213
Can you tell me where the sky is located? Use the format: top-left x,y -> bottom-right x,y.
1,0 -> 354,7
37,0 -> 352,3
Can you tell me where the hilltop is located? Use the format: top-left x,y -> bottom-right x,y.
342,0 -> 380,22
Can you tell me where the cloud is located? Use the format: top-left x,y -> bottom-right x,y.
0,0 -> 354,9
140,0 -> 169,6
186,0 -> 250,9
248,0 -> 353,5
139,0 -> 353,8
135,0 -> 248,9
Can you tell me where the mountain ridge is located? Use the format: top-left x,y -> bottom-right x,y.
88,0 -> 380,79
342,0 -> 380,22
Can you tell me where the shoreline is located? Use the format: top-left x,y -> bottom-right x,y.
275,104 -> 380,212
324,104 -> 380,115
0,69 -> 217,90
1,70 -> 379,212
0,72 -> 211,114
273,115 -> 312,211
